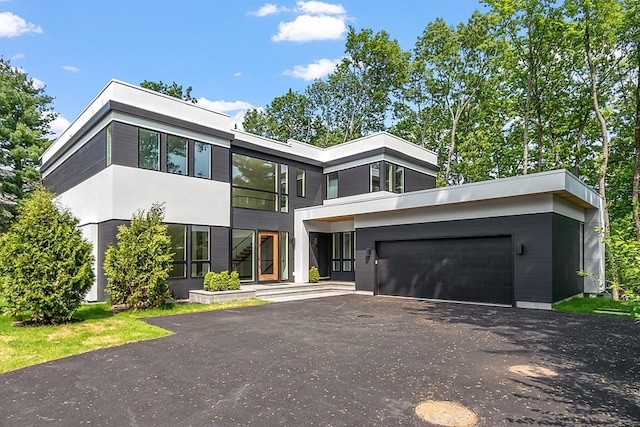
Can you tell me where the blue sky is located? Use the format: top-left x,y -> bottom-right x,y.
0,0 -> 484,136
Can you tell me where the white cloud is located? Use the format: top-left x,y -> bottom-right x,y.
297,1 -> 345,15
233,71 -> 242,77
197,97 -> 257,130
0,12 -> 42,38
31,77 -> 45,89
283,57 -> 341,80
250,3 -> 289,17
49,115 -> 71,139
62,65 -> 79,72
10,53 -> 24,61
272,14 -> 346,42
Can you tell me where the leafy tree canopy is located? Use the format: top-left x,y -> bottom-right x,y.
140,80 -> 197,103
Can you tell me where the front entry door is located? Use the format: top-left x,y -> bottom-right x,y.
258,231 -> 279,281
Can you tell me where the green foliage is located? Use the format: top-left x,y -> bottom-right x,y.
203,270 -> 241,292
0,58 -> 55,232
103,203 -> 172,309
140,80 -> 197,103
604,221 -> 640,302
553,295 -> 638,317
309,266 -> 320,283
0,187 -> 94,324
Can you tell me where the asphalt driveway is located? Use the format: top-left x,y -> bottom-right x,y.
1,295 -> 639,426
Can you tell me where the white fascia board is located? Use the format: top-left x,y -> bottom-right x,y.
42,80 -> 231,165
297,170 -> 601,222
323,152 -> 438,176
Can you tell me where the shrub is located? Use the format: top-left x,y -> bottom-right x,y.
309,266 -> 320,283
0,187 -> 95,324
203,270 -> 241,292
104,203 -> 172,309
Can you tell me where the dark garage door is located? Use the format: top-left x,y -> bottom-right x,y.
376,236 -> 513,305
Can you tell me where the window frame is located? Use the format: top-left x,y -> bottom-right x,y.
138,128 -> 160,171
167,224 -> 187,278
326,172 -> 339,199
167,134 -> 189,176
194,141 -> 211,179
190,225 -> 210,277
296,168 -> 306,197
370,162 -> 380,192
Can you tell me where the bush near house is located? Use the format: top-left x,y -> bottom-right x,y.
203,270 -> 241,292
0,187 -> 95,324
309,266 -> 320,283
103,203 -> 172,309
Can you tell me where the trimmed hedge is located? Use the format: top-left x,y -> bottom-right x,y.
203,270 -> 241,292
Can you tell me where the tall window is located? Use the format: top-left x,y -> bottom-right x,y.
191,226 -> 210,277
370,162 -> 380,192
106,124 -> 112,166
327,172 -> 339,199
280,231 -> 289,280
280,165 -> 289,213
332,231 -> 354,272
138,129 -> 160,170
232,229 -> 255,281
385,163 -> 405,193
167,135 -> 188,175
167,225 -> 186,278
194,141 -> 211,179
296,168 -> 306,197
232,153 -> 278,211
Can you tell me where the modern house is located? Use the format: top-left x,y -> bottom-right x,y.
41,80 -> 604,309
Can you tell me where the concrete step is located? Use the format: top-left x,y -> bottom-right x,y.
260,290 -> 355,302
255,282 -> 355,301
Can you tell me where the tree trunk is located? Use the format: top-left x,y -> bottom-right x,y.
633,47 -> 640,241
585,11 -> 617,300
523,70 -> 532,175
574,112 -> 589,176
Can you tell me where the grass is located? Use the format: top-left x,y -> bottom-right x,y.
553,296 -> 639,317
0,299 -> 268,374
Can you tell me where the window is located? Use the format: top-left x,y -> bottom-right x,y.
385,163 -> 405,193
296,169 -> 306,197
232,229 -> 255,281
191,226 -> 210,277
232,153 -> 278,211
194,141 -> 211,179
167,225 -> 186,278
138,129 -> 160,170
370,162 -> 380,192
280,165 -> 289,213
332,233 -> 342,272
167,135 -> 188,175
106,124 -> 112,166
327,172 -> 339,199
280,231 -> 289,280
343,232 -> 353,271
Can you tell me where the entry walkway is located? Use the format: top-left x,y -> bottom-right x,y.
243,281 -> 357,302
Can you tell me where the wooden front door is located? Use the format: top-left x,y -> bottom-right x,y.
258,231 -> 279,281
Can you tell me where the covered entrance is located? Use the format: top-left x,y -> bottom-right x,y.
376,236 -> 513,305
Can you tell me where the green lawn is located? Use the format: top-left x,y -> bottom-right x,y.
553,296 -> 639,317
0,299 -> 268,374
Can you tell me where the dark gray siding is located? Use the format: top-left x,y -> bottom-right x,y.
552,214 -> 583,301
356,213 -> 555,304
44,128 -> 107,194
213,146 -> 230,183
338,165 -> 370,198
405,168 -> 436,192
111,122 -> 138,167
97,220 -> 128,302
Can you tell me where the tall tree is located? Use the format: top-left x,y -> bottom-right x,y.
140,80 -> 197,103
0,58 -> 55,232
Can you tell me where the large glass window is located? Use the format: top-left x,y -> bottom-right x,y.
332,232 -> 342,272
370,162 -> 380,192
280,231 -> 289,280
167,225 -> 186,278
232,153 -> 278,211
191,226 -> 210,277
332,232 -> 354,272
296,169 -> 306,197
385,163 -> 405,193
343,232 -> 353,272
194,141 -> 211,179
232,229 -> 255,281
106,124 -> 112,166
280,165 -> 289,213
167,135 -> 188,175
327,172 -> 339,199
138,129 -> 160,170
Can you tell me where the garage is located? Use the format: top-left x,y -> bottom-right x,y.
376,236 -> 513,305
